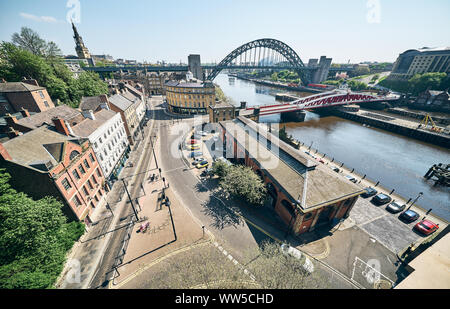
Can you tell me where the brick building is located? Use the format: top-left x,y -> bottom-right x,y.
0,79 -> 55,116
218,117 -> 364,236
0,122 -> 107,224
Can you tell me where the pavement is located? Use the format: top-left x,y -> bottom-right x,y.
56,97 -> 157,289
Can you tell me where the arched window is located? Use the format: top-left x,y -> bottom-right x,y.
69,150 -> 80,160
281,200 -> 295,217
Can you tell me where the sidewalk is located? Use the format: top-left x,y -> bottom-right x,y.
56,99 -> 156,289
109,134 -> 211,288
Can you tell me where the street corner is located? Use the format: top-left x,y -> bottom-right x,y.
337,217 -> 356,231
297,237 -> 330,260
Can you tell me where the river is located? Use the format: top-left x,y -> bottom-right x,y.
215,73 -> 450,221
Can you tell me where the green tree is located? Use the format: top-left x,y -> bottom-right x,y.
11,27 -> 62,58
220,165 -> 267,206
271,72 -> 278,81
0,169 -> 85,289
211,160 -> 230,179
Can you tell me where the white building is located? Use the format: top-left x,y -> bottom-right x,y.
76,96 -> 131,186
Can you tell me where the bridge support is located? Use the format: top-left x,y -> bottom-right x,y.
280,111 -> 306,123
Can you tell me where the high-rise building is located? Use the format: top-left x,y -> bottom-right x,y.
188,54 -> 203,80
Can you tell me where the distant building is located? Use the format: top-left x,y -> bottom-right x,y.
390,47 -> 450,80
209,101 -> 236,123
411,90 -> 450,113
0,79 -> 55,116
165,74 -> 216,115
308,56 -> 332,84
0,124 -> 107,224
71,22 -> 94,66
188,54 -> 203,80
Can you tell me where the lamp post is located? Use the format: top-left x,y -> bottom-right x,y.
407,192 -> 423,211
121,179 -> 139,221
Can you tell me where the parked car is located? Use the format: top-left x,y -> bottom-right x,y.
188,145 -> 200,151
332,167 -> 340,173
385,201 -> 406,214
196,131 -> 207,136
371,193 -> 392,205
201,167 -> 213,177
196,160 -> 209,169
192,157 -> 206,165
188,139 -> 199,145
361,187 -> 378,198
188,151 -> 203,158
414,220 -> 439,236
345,175 -> 357,183
399,210 -> 420,223
280,244 -> 314,274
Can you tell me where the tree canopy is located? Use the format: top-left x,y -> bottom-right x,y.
379,72 -> 450,95
0,28 -> 108,108
0,169 -> 84,289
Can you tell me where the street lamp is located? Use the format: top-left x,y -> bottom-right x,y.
407,192 -> 423,211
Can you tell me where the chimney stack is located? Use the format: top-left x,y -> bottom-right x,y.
82,110 -> 96,120
19,108 -> 30,118
52,117 -> 71,135
21,77 -> 39,87
0,143 -> 12,161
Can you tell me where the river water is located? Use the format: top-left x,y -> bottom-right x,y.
215,73 -> 450,221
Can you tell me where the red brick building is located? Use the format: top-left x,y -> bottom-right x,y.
0,120 -> 107,224
0,79 -> 55,116
218,117 -> 364,236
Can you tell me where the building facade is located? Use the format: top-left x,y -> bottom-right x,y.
218,117 -> 363,236
0,79 -> 55,116
0,123 -> 107,224
109,93 -> 140,145
165,78 -> 216,115
208,101 -> 236,123
390,47 -> 450,80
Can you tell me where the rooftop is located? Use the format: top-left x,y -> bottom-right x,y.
71,109 -> 118,137
16,105 -> 81,129
0,81 -> 45,93
2,125 -> 85,172
79,95 -> 109,112
220,117 -> 363,211
165,79 -> 214,88
109,94 -> 133,111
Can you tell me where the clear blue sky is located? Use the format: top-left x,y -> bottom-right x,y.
1,0 -> 449,64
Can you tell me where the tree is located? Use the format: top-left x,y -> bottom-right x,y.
11,27 -> 62,58
220,165 -> 267,206
243,241 -> 328,289
0,169 -> 85,289
211,160 -> 230,179
246,241 -> 329,289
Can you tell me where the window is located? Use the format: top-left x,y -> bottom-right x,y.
69,150 -> 81,160
87,179 -> 93,190
96,168 -> 102,177
43,101 -> 49,107
304,213 -> 313,221
94,142 -> 98,149
89,153 -> 95,163
73,195 -> 82,207
79,164 -> 86,175
82,186 -> 89,196
72,169 -> 80,180
62,178 -> 71,191
92,174 -> 98,184
38,91 -> 45,99
83,159 -> 90,170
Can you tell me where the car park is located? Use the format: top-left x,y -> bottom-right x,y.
385,201 -> 406,214
361,187 -> 378,198
345,175 -> 357,183
399,209 -> 420,223
414,219 -> 439,236
196,160 -> 209,169
371,193 -> 392,205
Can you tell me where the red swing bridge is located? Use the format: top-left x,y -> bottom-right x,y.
245,90 -> 400,118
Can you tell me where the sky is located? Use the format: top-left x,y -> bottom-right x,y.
0,0 -> 449,64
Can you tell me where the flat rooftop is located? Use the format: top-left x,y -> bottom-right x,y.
220,117 -> 363,211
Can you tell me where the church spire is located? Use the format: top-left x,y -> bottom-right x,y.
71,21 -> 91,60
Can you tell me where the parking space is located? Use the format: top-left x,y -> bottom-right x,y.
348,196 -> 425,254
183,129 -> 221,177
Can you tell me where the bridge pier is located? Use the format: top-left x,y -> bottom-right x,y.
280,111 -> 306,123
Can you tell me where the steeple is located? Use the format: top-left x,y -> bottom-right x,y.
71,21 -> 91,60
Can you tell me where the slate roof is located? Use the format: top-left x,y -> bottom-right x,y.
2,125 -> 85,172
79,95 -> 109,112
0,82 -> 45,93
71,109 -> 118,137
16,105 -> 81,129
109,94 -> 133,111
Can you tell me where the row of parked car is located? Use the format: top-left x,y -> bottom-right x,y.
361,187 -> 440,236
